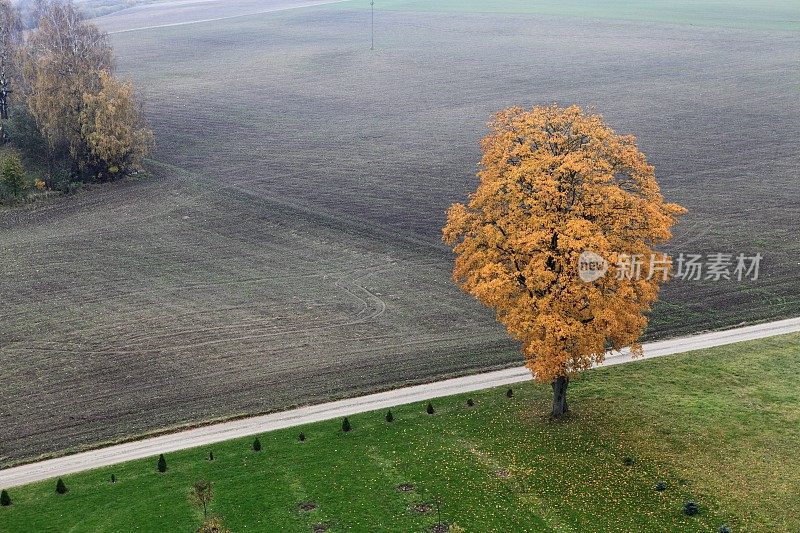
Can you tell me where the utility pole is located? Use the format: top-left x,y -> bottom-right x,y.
370,0 -> 374,51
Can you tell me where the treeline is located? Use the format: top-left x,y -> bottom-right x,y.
16,0 -> 157,25
0,0 -> 152,203
71,0 -> 159,19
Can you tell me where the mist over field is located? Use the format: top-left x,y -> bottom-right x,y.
1,0 -> 798,465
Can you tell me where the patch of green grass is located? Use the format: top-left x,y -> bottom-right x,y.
5,334 -> 799,531
337,0 -> 800,31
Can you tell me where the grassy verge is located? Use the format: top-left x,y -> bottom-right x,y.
3,334 -> 799,532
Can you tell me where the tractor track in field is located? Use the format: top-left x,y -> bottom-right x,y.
1,259 -> 424,357
1,155 -> 450,358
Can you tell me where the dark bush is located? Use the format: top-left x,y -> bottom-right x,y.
623,456 -> 635,466
252,438 -> 262,452
0,489 -> 10,506
718,525 -> 731,533
683,500 -> 699,516
299,432 -> 306,442
65,180 -> 83,195
157,454 -> 167,473
466,398 -> 474,407
208,451 -> 214,461
50,169 -> 73,192
56,478 -> 68,494
6,108 -> 48,162
110,474 -> 116,484
342,417 -> 352,433
654,480 -> 666,492
385,410 -> 394,423
426,402 -> 435,415
506,388 -> 513,398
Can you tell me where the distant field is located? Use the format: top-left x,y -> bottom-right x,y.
0,0 -> 798,465
94,0 -> 347,33
336,0 -> 800,31
94,0 -> 800,33
3,335 -> 800,532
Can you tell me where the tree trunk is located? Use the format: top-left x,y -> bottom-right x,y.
551,376 -> 569,417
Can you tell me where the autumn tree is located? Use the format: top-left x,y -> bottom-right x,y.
80,70 -> 153,180
20,0 -> 151,180
21,0 -> 112,170
443,105 -> 684,417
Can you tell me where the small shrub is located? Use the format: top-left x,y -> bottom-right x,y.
252,438 -> 262,452
426,402 -> 435,415
299,432 -> 306,442
718,525 -> 732,533
466,398 -> 474,407
506,388 -> 513,398
385,410 -> 394,423
342,417 -> 352,433
654,480 -> 666,492
50,169 -> 72,192
683,500 -> 699,516
208,451 -> 214,461
110,474 -> 116,484
0,153 -> 27,199
65,181 -> 83,195
623,456 -> 635,466
0,489 -> 11,506
56,478 -> 68,494
157,454 -> 167,473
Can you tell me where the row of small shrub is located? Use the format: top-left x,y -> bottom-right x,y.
0,387 -> 731,532
0,391 -> 512,507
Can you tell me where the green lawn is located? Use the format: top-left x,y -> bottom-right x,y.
2,333 -> 799,532
337,0 -> 800,31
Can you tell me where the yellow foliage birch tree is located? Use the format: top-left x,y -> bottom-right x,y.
81,70 -> 153,180
21,0 -> 113,163
443,105 -> 685,416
